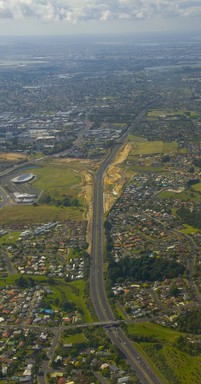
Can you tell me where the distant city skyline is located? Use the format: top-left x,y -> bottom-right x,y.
0,0 -> 201,35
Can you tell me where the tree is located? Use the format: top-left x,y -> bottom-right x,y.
169,285 -> 180,297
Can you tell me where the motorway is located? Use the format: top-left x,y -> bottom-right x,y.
90,105 -> 164,384
0,186 -> 10,208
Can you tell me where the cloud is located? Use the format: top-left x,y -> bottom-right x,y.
0,0 -> 201,23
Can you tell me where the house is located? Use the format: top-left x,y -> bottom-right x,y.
117,377 -> 130,383
58,378 -> 67,384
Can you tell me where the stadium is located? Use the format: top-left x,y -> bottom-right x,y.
11,173 -> 35,184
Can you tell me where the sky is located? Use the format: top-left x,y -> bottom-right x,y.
0,0 -> 201,36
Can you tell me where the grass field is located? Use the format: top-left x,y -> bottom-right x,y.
70,280 -> 93,323
0,231 -> 20,245
147,109 -> 198,119
28,164 -> 82,199
102,122 -> 127,128
141,342 -> 201,384
0,159 -> 91,225
115,303 -> 126,320
62,332 -> 87,344
0,273 -> 47,286
192,183 -> 201,192
129,141 -> 177,155
127,134 -> 147,142
127,322 -> 181,343
128,165 -> 164,173
0,205 -> 84,225
158,189 -> 200,202
127,322 -> 201,384
42,279 -> 93,323
180,224 -> 200,234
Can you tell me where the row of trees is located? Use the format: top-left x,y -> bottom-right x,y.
40,193 -> 80,207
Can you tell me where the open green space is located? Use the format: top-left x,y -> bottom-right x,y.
62,332 -> 87,344
129,141 -> 177,155
180,224 -> 200,234
29,163 -> 82,199
42,279 -> 93,323
0,231 -> 20,245
115,303 -> 126,320
158,189 -> 200,202
0,273 -> 47,286
128,323 -> 201,384
147,109 -> 198,119
140,342 -> 201,384
67,248 -> 81,262
192,183 -> 201,192
127,322 -> 182,343
101,122 -> 127,129
127,134 -> 147,142
127,165 -> 164,173
0,205 -> 83,225
68,280 -> 93,323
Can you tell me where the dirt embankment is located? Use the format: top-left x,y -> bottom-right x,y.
0,153 -> 28,162
104,143 -> 131,213
80,170 -> 93,253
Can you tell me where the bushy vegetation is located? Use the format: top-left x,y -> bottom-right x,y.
40,193 -> 80,207
108,255 -> 185,283
177,309 -> 201,334
175,335 -> 201,356
16,275 -> 35,288
193,158 -> 201,168
177,207 -> 201,230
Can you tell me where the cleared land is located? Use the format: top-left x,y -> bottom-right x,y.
0,153 -> 28,162
0,205 -> 83,225
104,143 -> 131,212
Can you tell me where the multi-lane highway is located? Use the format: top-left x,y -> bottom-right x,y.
90,105 -> 164,384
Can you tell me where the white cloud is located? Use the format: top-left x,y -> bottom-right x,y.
0,0 -> 201,23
